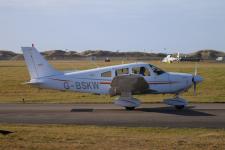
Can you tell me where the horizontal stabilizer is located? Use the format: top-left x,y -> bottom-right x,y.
22,80 -> 43,85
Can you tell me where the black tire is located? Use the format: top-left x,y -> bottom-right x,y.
175,105 -> 185,110
125,107 -> 135,111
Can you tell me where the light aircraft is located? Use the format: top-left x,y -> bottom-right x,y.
22,45 -> 203,110
162,52 -> 180,63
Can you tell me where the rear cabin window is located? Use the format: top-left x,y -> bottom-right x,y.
132,67 -> 150,76
101,71 -> 112,77
115,68 -> 129,76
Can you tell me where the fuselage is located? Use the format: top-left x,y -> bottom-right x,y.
32,62 -> 197,95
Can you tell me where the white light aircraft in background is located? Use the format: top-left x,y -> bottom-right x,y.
162,52 -> 180,63
22,45 -> 203,110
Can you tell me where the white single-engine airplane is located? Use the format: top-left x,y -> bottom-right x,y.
22,45 -> 203,110
162,52 -> 180,63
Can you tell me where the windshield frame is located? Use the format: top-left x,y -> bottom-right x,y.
148,64 -> 166,75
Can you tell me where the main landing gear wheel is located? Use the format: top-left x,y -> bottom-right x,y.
125,107 -> 135,111
114,94 -> 140,111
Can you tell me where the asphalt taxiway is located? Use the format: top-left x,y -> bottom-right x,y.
0,103 -> 225,128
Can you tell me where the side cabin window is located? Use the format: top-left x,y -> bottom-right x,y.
101,71 -> 112,77
115,68 -> 129,76
132,66 -> 150,76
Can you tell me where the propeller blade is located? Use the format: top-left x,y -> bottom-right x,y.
194,63 -> 198,76
194,82 -> 197,96
192,75 -> 197,96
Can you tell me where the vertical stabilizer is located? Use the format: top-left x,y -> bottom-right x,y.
21,46 -> 62,79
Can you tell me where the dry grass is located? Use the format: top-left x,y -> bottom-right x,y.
0,60 -> 225,103
0,124 -> 225,150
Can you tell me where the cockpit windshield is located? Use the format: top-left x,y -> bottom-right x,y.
149,64 -> 165,75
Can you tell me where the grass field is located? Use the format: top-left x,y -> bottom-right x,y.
0,124 -> 225,150
0,60 -> 225,103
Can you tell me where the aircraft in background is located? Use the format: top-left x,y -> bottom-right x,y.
216,56 -> 224,61
162,52 -> 180,63
22,45 -> 203,110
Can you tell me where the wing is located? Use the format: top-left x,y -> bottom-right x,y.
109,74 -> 149,96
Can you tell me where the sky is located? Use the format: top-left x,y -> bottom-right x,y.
0,0 -> 225,53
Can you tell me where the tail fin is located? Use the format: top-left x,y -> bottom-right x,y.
21,46 -> 62,79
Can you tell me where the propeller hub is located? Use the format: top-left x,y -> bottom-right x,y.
192,75 -> 203,84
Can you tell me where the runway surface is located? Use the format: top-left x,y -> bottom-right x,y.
0,103 -> 225,128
